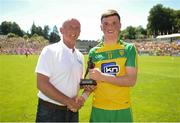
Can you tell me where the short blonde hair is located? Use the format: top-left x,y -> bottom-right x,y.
101,9 -> 120,22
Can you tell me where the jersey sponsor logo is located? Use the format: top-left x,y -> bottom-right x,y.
101,62 -> 119,75
95,54 -> 104,60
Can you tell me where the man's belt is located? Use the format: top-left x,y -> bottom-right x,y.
39,98 -> 67,110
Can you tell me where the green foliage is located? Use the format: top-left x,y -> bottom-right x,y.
126,26 -> 136,39
1,21 -> 12,34
174,10 -> 180,33
11,22 -> 23,36
30,22 -> 43,37
147,4 -> 179,36
0,21 -> 51,40
23,34 -> 29,40
30,34 -> 48,43
135,26 -> 147,39
43,25 -> 50,40
32,33 -> 39,38
0,21 -> 23,36
7,32 -> 18,38
0,55 -> 180,122
49,25 -> 60,43
0,25 -> 2,34
30,23 -> 50,41
120,26 -> 147,39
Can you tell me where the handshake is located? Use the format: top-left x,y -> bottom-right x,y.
66,95 -> 86,112
67,86 -> 95,112
66,85 -> 96,112
67,57 -> 97,112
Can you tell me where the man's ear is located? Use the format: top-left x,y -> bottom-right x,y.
60,27 -> 63,34
119,22 -> 121,30
100,24 -> 103,31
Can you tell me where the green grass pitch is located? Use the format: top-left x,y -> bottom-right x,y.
0,55 -> 180,122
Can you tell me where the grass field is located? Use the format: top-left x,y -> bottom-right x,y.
0,55 -> 180,122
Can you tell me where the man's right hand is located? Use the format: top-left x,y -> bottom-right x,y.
66,97 -> 82,112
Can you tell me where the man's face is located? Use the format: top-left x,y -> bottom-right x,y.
60,19 -> 81,46
101,15 -> 121,40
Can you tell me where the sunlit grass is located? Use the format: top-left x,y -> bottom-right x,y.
0,55 -> 180,122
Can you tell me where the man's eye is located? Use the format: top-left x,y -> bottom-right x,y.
113,22 -> 116,25
104,23 -> 108,26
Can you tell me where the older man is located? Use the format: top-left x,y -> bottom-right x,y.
35,18 -> 88,122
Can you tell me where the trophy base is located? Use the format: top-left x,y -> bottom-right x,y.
80,79 -> 97,86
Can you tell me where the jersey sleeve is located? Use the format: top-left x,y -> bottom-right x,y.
126,44 -> 138,68
35,46 -> 52,77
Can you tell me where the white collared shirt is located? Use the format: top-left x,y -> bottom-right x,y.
35,41 -> 84,105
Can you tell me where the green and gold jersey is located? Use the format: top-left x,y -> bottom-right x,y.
89,39 -> 138,110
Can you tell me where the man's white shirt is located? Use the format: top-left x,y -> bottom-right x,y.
35,41 -> 84,106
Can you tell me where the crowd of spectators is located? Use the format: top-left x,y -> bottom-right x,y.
0,36 -> 179,56
134,41 -> 180,56
0,36 -> 48,55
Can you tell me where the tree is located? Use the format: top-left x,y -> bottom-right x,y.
147,4 -> 178,37
174,10 -> 180,33
135,26 -> 147,39
147,4 -> 164,36
0,21 -> 23,36
7,33 -> 17,38
30,22 -> 43,36
120,25 -> 147,39
124,26 -> 136,39
11,22 -> 23,36
0,25 -> 2,34
30,22 -> 36,36
1,21 -> 11,35
49,25 -> 60,43
43,25 -> 50,40
163,8 -> 174,34
36,26 -> 43,36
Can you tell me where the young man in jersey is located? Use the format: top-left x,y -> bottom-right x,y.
35,18 -> 90,122
87,9 -> 138,122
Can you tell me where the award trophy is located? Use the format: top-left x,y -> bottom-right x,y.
80,57 -> 97,86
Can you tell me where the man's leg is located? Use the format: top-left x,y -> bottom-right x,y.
35,100 -> 57,122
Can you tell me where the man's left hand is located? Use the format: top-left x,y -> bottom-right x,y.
89,68 -> 103,81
